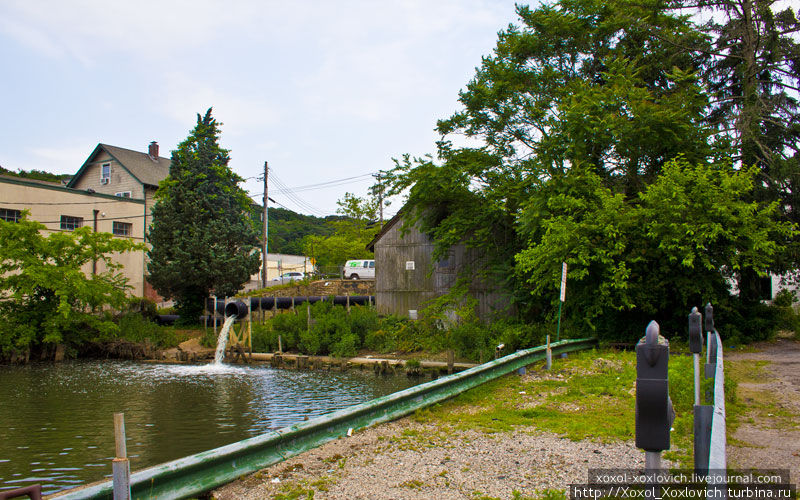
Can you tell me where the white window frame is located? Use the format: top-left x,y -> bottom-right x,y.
115,191 -> 132,198
101,163 -> 111,183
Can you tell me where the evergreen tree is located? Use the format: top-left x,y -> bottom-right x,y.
147,109 -> 260,322
686,0 -> 800,300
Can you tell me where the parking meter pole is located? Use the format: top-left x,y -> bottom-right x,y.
693,353 -> 701,406
645,451 -> 662,472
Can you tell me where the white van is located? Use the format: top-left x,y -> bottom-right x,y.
343,259 -> 375,280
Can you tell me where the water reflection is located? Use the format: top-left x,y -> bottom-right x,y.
0,360 -> 417,495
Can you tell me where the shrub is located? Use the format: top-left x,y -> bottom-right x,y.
116,313 -> 178,348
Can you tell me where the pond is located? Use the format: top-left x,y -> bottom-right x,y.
0,360 -> 419,495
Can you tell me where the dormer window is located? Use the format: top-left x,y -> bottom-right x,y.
101,163 -> 110,184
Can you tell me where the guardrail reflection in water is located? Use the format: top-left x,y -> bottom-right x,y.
54,337 -> 598,500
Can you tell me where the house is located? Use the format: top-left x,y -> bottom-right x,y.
67,142 -> 170,236
4,141 -> 314,301
366,211 -> 512,321
0,174 -> 148,296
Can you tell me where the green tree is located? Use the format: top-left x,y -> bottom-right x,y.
147,109 -> 260,322
302,192 -> 377,269
386,0 -> 796,340
0,214 -> 144,357
686,0 -> 800,300
515,158 -> 791,339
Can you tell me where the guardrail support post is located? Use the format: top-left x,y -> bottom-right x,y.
112,413 -> 131,500
545,335 -> 552,370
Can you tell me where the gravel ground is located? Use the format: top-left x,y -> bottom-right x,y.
726,335 -> 800,483
212,416 -> 653,499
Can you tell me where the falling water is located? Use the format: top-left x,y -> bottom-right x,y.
213,315 -> 237,364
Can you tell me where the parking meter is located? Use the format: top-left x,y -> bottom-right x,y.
635,321 -> 675,452
704,303 -> 714,333
688,307 -> 703,354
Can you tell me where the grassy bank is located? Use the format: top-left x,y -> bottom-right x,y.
411,348 -> 704,468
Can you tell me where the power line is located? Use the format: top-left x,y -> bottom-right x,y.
267,171 -> 328,216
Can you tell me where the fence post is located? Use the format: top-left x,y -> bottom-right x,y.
112,413 -> 131,500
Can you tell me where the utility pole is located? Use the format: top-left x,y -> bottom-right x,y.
373,171 -> 384,224
262,161 -> 269,288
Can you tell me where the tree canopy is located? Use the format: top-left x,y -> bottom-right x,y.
147,109 -> 260,321
302,192 -> 378,269
386,0 -> 798,340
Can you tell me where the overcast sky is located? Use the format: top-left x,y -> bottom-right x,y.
0,0 -> 524,217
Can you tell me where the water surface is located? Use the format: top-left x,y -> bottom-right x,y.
0,360 -> 418,495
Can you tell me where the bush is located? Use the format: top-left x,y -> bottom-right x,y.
116,313 -> 178,348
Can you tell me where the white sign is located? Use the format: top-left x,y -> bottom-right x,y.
560,262 -> 567,302
405,261 -> 415,270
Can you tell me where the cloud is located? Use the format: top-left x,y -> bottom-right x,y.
160,73 -> 281,135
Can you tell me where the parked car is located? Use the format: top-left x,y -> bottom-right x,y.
272,272 -> 305,283
342,259 -> 375,280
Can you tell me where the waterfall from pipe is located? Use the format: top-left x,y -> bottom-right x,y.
213,316 -> 237,365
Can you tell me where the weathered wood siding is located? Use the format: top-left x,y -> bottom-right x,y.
374,216 -> 512,321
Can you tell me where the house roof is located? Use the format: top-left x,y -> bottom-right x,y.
68,143 -> 171,189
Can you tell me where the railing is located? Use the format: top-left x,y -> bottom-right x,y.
53,337 -> 597,500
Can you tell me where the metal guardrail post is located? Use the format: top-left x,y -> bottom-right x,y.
707,329 -> 727,499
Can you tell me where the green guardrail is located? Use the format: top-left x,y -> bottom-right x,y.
54,337 -> 597,500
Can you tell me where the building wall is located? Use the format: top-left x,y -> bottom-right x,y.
0,177 -> 147,296
70,150 -> 145,199
373,216 -> 511,320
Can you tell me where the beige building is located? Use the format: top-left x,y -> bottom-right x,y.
0,175 -> 148,296
4,141 -> 313,301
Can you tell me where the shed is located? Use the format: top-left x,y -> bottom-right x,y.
366,211 -> 511,321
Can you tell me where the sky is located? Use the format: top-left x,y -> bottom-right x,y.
0,0 -> 524,218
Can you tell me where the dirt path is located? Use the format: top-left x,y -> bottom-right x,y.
726,334 -> 800,482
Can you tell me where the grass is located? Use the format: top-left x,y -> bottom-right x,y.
726,359 -> 800,435
412,348 -> 701,467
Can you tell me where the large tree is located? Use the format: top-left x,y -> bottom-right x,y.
387,0 -> 795,340
687,0 -> 800,299
147,109 -> 260,321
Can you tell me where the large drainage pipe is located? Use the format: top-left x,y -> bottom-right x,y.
206,296 -> 374,314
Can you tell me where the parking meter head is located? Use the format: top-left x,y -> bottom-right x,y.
704,302 -> 714,332
688,307 -> 703,353
635,322 -> 671,452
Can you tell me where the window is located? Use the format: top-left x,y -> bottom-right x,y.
115,191 -> 132,198
60,215 -> 83,231
101,163 -> 110,184
0,208 -> 22,223
113,221 -> 132,237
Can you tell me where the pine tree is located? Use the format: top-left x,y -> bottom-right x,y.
147,109 -> 260,322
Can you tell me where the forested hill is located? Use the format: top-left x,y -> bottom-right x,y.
254,206 -> 342,255
0,166 -> 72,183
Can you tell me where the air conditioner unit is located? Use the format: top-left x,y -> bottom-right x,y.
100,178 -> 109,185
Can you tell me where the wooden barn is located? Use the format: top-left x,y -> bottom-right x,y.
366,212 -> 512,321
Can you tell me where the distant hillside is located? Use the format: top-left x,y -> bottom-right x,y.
250,206 -> 342,255
0,166 -> 71,184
